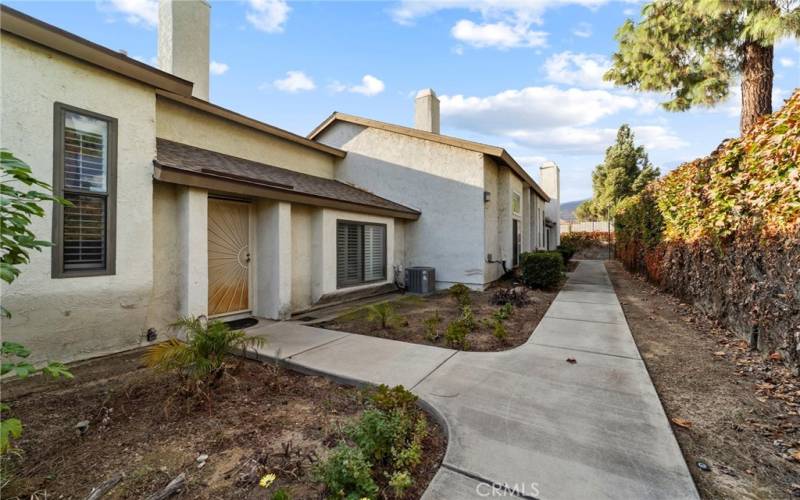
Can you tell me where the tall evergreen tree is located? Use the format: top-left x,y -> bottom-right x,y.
576,125 -> 659,221
605,0 -> 799,133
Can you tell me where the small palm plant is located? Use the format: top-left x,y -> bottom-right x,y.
365,301 -> 401,330
143,316 -> 263,391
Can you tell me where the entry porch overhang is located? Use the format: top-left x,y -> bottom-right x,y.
153,138 -> 420,221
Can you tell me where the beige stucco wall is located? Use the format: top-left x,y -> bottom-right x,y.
148,182 -> 181,330
317,122 -> 485,289
156,99 -> 336,178
291,205 -> 313,310
0,34 -> 157,363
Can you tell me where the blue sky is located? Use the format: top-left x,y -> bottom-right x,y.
8,0 -> 799,202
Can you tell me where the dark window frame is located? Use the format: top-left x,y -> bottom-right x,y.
336,220 -> 387,289
51,102 -> 117,278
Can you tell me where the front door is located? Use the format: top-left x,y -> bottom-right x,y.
208,198 -> 250,317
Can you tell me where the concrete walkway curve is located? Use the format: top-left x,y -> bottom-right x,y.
246,261 -> 699,499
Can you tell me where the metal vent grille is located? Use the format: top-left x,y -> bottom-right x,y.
405,267 -> 435,294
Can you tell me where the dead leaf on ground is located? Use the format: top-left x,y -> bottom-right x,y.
770,352 -> 783,361
671,417 -> 693,429
714,351 -> 726,357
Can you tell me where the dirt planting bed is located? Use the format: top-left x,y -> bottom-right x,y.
0,350 -> 445,499
606,261 -> 800,499
318,280 -> 559,351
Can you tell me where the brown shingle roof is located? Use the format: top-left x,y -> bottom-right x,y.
154,139 -> 420,220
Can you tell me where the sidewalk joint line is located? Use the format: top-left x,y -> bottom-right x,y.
441,463 -> 539,499
410,350 -> 459,390
554,298 -> 619,305
544,314 -> 625,325
533,342 -> 642,360
285,333 -> 351,360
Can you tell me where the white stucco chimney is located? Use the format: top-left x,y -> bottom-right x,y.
158,0 -> 210,100
414,89 -> 440,134
540,161 -> 561,246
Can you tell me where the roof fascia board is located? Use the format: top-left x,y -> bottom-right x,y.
157,91 -> 347,159
0,5 -> 193,96
154,163 -> 419,220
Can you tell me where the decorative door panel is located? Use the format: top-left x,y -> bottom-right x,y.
208,199 -> 250,316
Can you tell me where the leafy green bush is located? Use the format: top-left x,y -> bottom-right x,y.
459,305 -> 477,331
370,384 -> 418,414
143,316 -> 263,389
448,283 -> 471,307
365,302 -> 401,330
314,443 -> 378,500
520,251 -> 564,289
389,471 -> 413,498
347,409 -> 410,462
444,320 -> 470,350
492,319 -> 508,343
422,310 -> 441,342
271,489 -> 291,500
493,303 -> 513,322
556,242 -> 577,264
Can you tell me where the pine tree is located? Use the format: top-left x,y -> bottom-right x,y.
576,125 -> 660,220
605,0 -> 799,133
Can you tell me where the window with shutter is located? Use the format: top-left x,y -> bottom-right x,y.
336,221 -> 386,288
52,104 -> 117,278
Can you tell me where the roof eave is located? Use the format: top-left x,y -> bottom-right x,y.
0,5 -> 193,96
157,91 -> 347,159
153,162 -> 420,221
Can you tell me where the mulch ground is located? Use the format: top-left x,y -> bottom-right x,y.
606,261 -> 800,499
0,350 -> 445,499
318,280 -> 559,351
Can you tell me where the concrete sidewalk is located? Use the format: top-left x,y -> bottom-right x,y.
247,261 -> 698,499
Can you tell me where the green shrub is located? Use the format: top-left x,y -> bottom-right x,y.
389,471 -> 413,498
492,319 -> 508,343
143,316 -> 263,389
422,310 -> 442,342
459,305 -> 477,331
493,303 -> 513,322
370,384 -> 418,414
448,283 -> 471,307
556,242 -> 577,264
347,409 -> 410,462
445,320 -> 470,349
365,302 -> 401,330
520,251 -> 564,289
314,443 -> 378,500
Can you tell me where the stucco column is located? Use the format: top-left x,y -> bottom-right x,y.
522,188 -> 532,252
177,186 -> 207,317
255,200 -> 292,319
311,208 -> 336,302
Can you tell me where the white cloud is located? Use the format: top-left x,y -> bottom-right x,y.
451,20 -> 547,49
779,57 -> 796,67
508,125 -> 686,154
102,0 -> 158,27
391,0 -> 610,26
572,22 -> 592,38
209,61 -> 229,76
440,86 -> 638,133
271,71 -> 315,93
132,55 -> 158,66
246,0 -> 290,33
329,75 -> 386,96
452,45 -> 465,56
351,75 -> 385,96
544,51 -> 611,88
623,8 -> 637,16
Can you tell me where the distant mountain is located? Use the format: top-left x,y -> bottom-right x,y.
560,198 -> 589,221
